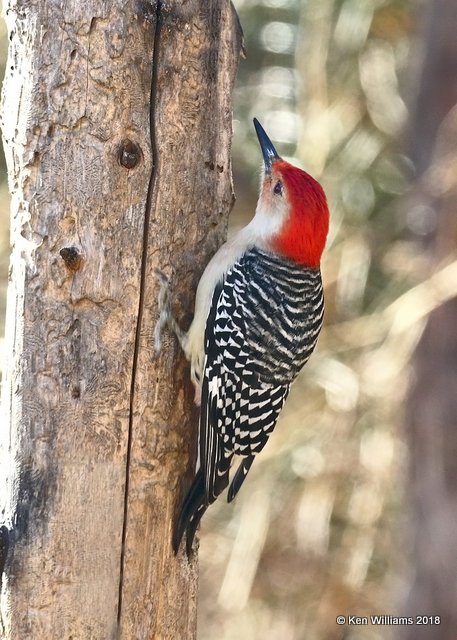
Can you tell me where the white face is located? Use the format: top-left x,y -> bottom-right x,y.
249,168 -> 290,242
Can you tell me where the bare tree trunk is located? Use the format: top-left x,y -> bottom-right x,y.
398,1 -> 457,638
0,1 -> 241,638
407,0 -> 457,179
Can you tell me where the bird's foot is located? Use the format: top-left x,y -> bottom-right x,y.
154,269 -> 187,357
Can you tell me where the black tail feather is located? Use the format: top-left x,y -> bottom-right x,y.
174,454 -> 251,555
227,456 -> 255,503
173,469 -> 206,555
186,503 -> 208,556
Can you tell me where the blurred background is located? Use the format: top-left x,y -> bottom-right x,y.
198,1 -> 457,639
1,0 -> 457,639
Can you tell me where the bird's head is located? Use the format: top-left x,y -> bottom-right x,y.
253,118 -> 329,269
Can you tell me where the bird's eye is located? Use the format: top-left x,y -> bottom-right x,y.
273,180 -> 283,195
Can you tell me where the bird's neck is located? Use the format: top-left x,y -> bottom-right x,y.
269,212 -> 328,268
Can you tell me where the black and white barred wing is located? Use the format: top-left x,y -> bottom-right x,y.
200,248 -> 324,506
200,300 -> 289,504
174,248 -> 324,554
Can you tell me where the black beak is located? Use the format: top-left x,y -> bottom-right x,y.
253,118 -> 280,175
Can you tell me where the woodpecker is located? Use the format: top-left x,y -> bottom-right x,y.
155,119 -> 329,556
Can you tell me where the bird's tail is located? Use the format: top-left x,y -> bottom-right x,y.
227,455 -> 254,502
173,470 -> 208,556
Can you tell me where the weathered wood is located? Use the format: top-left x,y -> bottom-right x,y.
0,1 -> 240,638
117,2 -> 241,638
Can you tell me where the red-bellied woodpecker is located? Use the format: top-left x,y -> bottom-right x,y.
155,119 -> 329,556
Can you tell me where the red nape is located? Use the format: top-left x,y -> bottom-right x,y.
271,161 -> 329,268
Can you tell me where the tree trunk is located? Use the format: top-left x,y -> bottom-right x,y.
0,1 -> 241,638
397,1 -> 457,638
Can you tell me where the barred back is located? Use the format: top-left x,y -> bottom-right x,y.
200,246 -> 324,505
234,247 -> 324,383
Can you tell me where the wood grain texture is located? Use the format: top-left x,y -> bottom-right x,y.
0,1 -> 240,638
117,2 -> 241,638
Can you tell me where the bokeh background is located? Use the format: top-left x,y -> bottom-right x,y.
1,1 -> 457,639
199,1 -> 413,638
198,1 -> 457,639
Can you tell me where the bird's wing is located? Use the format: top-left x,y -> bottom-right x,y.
175,248 -> 323,553
200,250 -> 293,505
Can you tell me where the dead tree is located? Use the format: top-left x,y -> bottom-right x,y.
0,1 -> 241,638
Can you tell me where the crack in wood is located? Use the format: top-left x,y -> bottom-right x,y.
116,0 -> 163,631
